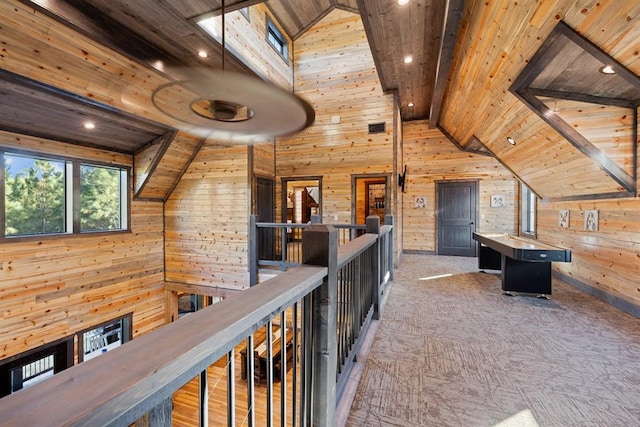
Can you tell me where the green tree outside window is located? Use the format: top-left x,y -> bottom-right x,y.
80,165 -> 122,232
4,156 -> 65,236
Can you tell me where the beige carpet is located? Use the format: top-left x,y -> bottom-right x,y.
346,255 -> 640,427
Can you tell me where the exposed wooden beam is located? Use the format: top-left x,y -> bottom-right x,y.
464,135 -> 494,157
134,130 -> 178,200
527,88 -> 636,108
186,0 -> 267,21
428,0 -> 465,129
356,0 -> 391,93
516,90 -> 636,194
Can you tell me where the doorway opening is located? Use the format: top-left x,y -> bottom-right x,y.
281,177 -> 322,238
353,175 -> 390,225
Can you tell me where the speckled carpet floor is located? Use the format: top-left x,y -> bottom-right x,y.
345,254 -> 640,427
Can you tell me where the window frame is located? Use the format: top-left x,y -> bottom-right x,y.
1,147 -> 131,241
265,15 -> 289,63
520,183 -> 537,238
77,313 -> 133,363
0,336 -> 74,397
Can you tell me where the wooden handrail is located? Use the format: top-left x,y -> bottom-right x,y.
0,266 -> 326,427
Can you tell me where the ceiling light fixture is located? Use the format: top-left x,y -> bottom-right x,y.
398,0 -> 410,5
599,65 -> 615,75
507,136 -> 516,145
407,102 -> 414,107
404,55 -> 413,64
84,122 -> 95,130
152,0 -> 314,141
197,50 -> 208,58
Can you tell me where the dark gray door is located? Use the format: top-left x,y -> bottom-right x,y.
437,181 -> 477,256
256,178 -> 275,260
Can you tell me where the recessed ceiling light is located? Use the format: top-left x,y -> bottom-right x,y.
398,0 -> 409,5
84,122 -> 95,130
408,102 -> 414,107
599,65 -> 615,74
152,60 -> 164,71
404,55 -> 413,64
198,50 -> 208,58
507,136 -> 516,145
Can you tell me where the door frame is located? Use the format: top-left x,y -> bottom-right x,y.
351,173 -> 392,225
280,176 -> 323,223
435,179 -> 479,256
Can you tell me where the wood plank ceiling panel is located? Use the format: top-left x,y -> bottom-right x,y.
358,0 -> 446,120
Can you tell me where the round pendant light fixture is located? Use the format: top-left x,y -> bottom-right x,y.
152,68 -> 314,140
151,0 -> 314,141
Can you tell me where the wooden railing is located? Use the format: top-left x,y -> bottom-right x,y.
249,214 -> 393,286
0,217 -> 394,426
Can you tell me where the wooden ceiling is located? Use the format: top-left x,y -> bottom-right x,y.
0,68 -> 172,154
3,0 -> 639,202
21,0 -> 460,123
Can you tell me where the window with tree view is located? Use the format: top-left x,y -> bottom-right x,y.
80,165 -> 127,232
2,151 -> 128,239
4,154 -> 66,236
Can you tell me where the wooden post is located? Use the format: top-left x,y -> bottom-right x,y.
302,224 -> 338,427
366,216 -> 381,320
385,214 -> 394,281
249,214 -> 258,286
134,397 -> 172,427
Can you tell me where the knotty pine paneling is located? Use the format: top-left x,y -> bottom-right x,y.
253,141 -> 276,178
402,121 -> 517,252
538,198 -> 640,308
0,0 -> 172,126
165,142 -> 251,289
440,0 -> 640,199
0,134 -> 165,360
136,132 -> 205,201
276,9 -> 395,227
209,5 -> 294,91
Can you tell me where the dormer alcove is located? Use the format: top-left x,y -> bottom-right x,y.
510,21 -> 640,201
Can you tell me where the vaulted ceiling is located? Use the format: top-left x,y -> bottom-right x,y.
23,0 -> 460,124
3,0 -> 640,202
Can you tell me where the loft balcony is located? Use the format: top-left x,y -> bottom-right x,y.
0,216 -> 394,426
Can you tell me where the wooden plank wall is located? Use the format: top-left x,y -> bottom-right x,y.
0,133 -> 165,360
164,142 -> 251,290
215,5 -> 294,91
538,198 -> 640,308
402,121 -> 517,252
537,106 -> 640,308
276,9 -> 396,228
253,141 -> 276,179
